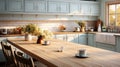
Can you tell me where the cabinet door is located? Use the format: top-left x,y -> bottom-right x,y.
48,2 -> 58,13
90,3 -> 100,16
81,3 -> 90,15
25,0 -> 46,12
96,42 -> 116,51
7,0 -> 24,12
48,1 -> 69,13
66,34 -> 79,43
70,3 -> 80,14
0,0 -> 5,12
55,34 -> 66,41
25,0 -> 35,12
116,36 -> 120,52
78,34 -> 87,45
88,34 -> 96,47
59,2 -> 69,13
36,1 -> 46,12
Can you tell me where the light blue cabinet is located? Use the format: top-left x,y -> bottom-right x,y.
116,36 -> 120,52
69,3 -> 80,14
66,34 -> 79,43
96,42 -> 116,51
48,1 -> 69,13
90,3 -> 100,16
7,0 -> 24,12
55,33 -> 87,45
25,0 -> 46,12
81,3 -> 91,15
54,34 -> 67,41
88,33 -> 96,47
78,34 -> 87,45
0,0 -> 100,15
0,0 -> 6,12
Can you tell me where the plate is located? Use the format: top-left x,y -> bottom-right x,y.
75,54 -> 88,58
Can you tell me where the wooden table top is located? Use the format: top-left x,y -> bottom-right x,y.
7,38 -> 120,67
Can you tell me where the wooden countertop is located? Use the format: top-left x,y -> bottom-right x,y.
53,32 -> 97,34
0,32 -> 120,37
7,38 -> 120,67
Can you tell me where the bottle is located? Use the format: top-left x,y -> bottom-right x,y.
98,24 -> 101,32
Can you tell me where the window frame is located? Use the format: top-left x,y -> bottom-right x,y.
106,1 -> 120,26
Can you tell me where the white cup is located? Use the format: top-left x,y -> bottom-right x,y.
44,40 -> 50,45
79,49 -> 86,56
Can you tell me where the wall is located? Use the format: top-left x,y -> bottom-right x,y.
0,14 -> 97,32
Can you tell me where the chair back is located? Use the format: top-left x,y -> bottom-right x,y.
14,51 -> 34,67
1,41 -> 16,66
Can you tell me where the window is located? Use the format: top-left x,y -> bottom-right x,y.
107,2 -> 120,26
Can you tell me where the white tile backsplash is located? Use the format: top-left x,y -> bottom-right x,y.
0,14 -> 96,32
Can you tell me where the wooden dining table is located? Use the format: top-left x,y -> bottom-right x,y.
7,38 -> 120,67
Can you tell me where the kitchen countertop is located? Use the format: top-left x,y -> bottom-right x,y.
7,38 -> 120,67
0,32 -> 120,37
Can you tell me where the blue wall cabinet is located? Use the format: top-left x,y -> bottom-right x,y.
81,3 -> 91,15
90,3 -> 100,16
66,34 -> 79,43
48,1 -> 69,13
69,3 -> 80,14
88,33 -> 96,47
25,0 -> 46,12
0,0 -> 5,12
78,34 -> 87,45
7,0 -> 24,12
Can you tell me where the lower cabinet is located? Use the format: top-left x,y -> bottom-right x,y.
54,33 -> 120,53
54,34 -> 67,41
88,33 -> 96,47
66,34 -> 79,43
54,33 -> 87,44
96,42 -> 116,51
78,34 -> 87,45
116,36 -> 120,52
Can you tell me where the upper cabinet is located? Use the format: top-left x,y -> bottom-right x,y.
70,1 -> 99,16
81,3 -> 91,15
6,0 -> 24,12
90,3 -> 100,16
70,3 -> 80,14
25,0 -> 47,13
0,0 -> 5,12
0,0 -> 100,16
48,1 -> 69,13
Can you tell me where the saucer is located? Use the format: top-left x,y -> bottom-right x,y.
75,54 -> 88,58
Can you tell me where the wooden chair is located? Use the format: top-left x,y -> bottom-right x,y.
1,41 -> 16,67
14,51 -> 35,67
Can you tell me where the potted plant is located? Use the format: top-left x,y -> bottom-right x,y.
23,24 -> 40,41
76,21 -> 86,32
37,30 -> 53,44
